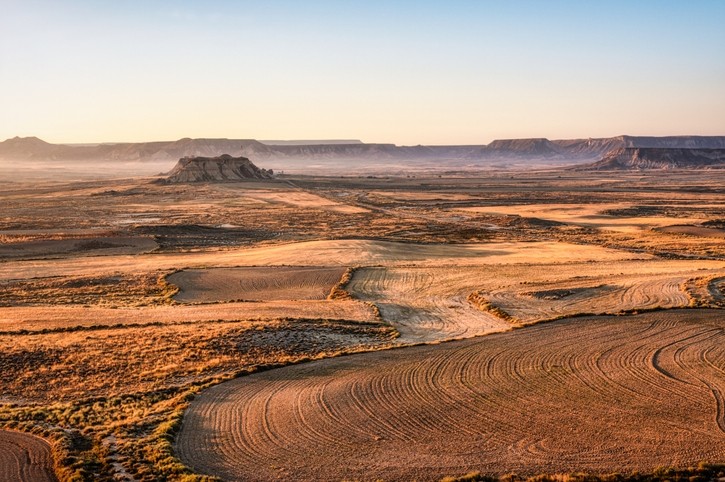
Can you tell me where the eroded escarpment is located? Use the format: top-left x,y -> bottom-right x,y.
0,430 -> 56,482
160,154 -> 273,183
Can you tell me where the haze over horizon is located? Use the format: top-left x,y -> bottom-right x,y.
2,0 -> 724,145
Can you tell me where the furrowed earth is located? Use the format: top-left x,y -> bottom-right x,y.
0,169 -> 724,481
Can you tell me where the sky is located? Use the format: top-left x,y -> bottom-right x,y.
1,0 -> 724,145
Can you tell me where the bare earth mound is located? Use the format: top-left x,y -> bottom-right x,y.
0,430 -> 56,482
161,154 -> 273,183
167,266 -> 347,303
176,310 -> 725,481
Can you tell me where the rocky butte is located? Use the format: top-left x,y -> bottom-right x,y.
583,147 -> 725,170
160,154 -> 274,183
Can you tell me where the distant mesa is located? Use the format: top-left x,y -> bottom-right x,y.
3,135 -> 725,170
486,138 -> 560,157
582,147 -> 725,170
259,139 -> 363,146
160,154 -> 274,183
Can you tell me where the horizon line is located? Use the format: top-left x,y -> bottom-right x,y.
5,133 -> 725,147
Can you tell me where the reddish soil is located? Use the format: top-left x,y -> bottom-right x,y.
0,430 -> 56,482
176,310 -> 725,481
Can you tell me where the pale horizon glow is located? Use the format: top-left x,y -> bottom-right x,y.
1,0 -> 724,145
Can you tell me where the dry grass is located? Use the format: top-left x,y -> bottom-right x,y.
0,318 -> 397,481
0,271 -> 177,307
467,291 -> 519,323
327,266 -> 358,300
0,319 -> 396,403
1,170 -> 725,480
441,464 -> 725,482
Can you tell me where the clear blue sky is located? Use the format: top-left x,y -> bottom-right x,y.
1,0 -> 723,144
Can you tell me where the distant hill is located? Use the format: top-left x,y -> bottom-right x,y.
161,154 -> 274,183
3,135 -> 725,171
581,147 -> 725,170
260,139 -> 363,145
486,138 -> 560,157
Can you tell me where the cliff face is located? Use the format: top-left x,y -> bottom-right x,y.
4,135 -> 725,169
584,147 -> 725,170
618,136 -> 725,149
486,138 -> 560,157
162,155 -> 273,183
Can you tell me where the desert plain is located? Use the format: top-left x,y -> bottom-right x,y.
0,168 -> 724,481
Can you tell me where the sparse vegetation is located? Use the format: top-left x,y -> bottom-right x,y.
467,290 -> 519,323
0,271 -> 178,307
441,464 -> 725,482
0,318 -> 397,480
328,266 -> 359,300
1,171 -> 724,480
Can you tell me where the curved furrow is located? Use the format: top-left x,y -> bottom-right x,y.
0,431 -> 56,482
345,377 -> 416,442
674,331 -> 725,434
486,275 -> 693,324
176,310 -> 725,481
290,382 -> 355,449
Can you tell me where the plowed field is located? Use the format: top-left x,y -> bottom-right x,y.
0,431 -> 56,482
176,310 -> 725,481
168,266 -> 346,303
348,260 -> 725,341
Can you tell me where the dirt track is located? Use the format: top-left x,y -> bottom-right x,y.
176,310 -> 725,481
0,430 -> 56,482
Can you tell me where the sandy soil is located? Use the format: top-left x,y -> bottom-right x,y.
348,266 -> 509,342
657,225 -> 725,238
2,244 -> 720,343
348,260 -> 725,341
0,430 -> 56,482
236,189 -> 370,213
0,239 -> 647,280
2,171 -> 725,480
0,299 -> 376,333
168,266 -> 346,303
175,310 -> 725,482
456,203 -> 708,233
0,236 -> 157,260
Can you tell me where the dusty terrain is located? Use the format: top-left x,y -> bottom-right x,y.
0,169 -> 724,481
5,135 -> 725,177
168,267 -> 347,303
0,430 -> 56,482
176,310 -> 725,481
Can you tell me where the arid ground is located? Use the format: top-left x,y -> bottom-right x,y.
1,169 -> 724,481
0,430 -> 56,482
176,310 -> 725,481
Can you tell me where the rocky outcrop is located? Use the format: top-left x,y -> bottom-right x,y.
486,138 -> 560,157
4,135 -> 725,169
582,147 -> 725,170
161,155 -> 273,183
